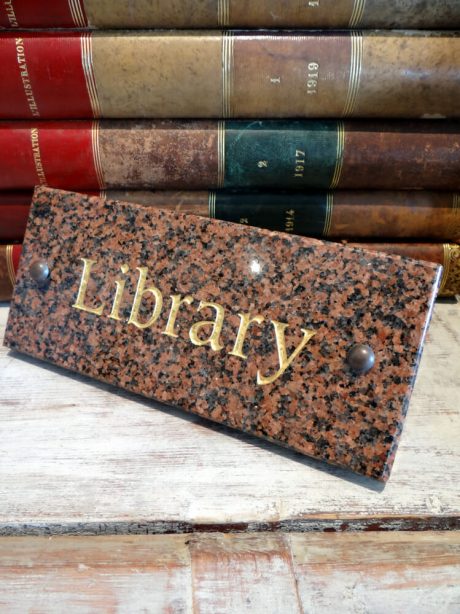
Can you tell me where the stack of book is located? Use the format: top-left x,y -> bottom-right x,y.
1,1 -> 459,300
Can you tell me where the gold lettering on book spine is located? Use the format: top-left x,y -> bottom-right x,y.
81,33 -> 101,117
222,32 -> 234,118
3,1 -> 18,27
30,128 -> 47,186
5,245 -> 16,287
348,0 -> 367,28
68,0 -> 87,27
342,32 -> 363,117
15,37 -> 40,117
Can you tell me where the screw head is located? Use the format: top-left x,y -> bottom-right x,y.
346,344 -> 375,374
29,260 -> 50,287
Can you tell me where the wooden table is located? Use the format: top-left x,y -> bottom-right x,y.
0,301 -> 459,612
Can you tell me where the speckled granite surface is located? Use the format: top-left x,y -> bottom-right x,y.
4,188 -> 441,480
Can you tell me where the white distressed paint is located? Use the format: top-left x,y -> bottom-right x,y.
0,303 -> 458,529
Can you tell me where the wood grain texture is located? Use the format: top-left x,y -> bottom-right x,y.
289,532 -> 460,614
0,533 -> 458,613
0,302 -> 459,533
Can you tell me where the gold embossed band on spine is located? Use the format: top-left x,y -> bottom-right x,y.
330,121 -> 345,189
5,245 -> 16,288
68,0 -> 87,28
348,0 -> 367,28
440,244 -> 460,296
81,33 -> 101,117
217,119 -> 226,187
323,193 -> 333,237
208,191 -> 217,218
217,0 -> 230,27
91,121 -> 105,189
343,32 -> 363,117
439,244 -> 451,292
222,32 -> 234,118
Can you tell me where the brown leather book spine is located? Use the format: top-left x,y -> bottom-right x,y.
346,243 -> 460,297
118,190 -> 460,242
3,190 -> 460,243
2,120 -> 460,191
2,0 -> 460,29
2,190 -> 460,243
0,244 -> 21,301
1,32 -> 459,119
2,240 -> 457,300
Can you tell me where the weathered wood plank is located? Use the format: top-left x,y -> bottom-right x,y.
0,303 -> 459,531
189,534 -> 301,613
0,535 -> 192,614
0,533 -> 458,613
290,532 -> 460,614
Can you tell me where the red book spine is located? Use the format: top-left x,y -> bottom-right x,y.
0,33 -> 95,119
0,121 -> 103,190
1,1 -> 87,28
0,190 -> 101,240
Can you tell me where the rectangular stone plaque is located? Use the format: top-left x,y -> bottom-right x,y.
4,187 -> 441,481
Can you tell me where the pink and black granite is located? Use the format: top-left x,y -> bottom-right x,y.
4,187 -> 441,481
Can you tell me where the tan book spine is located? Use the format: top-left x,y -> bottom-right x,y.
2,1 -> 460,29
1,32 -> 460,119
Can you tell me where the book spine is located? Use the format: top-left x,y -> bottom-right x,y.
0,244 -> 21,301
347,243 -> 460,297
2,120 -> 460,191
1,32 -> 459,119
0,190 -> 101,240
3,189 -> 459,243
1,242 -> 457,301
1,242 -> 457,304
2,1 -> 460,29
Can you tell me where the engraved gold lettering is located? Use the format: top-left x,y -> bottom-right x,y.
72,258 -> 105,316
189,301 -> 225,351
229,313 -> 264,359
30,128 -> 47,186
257,321 -> 316,386
163,294 -> 194,338
72,257 -> 317,385
15,38 -> 40,117
109,264 -> 129,321
4,1 -> 18,27
128,267 -> 163,329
